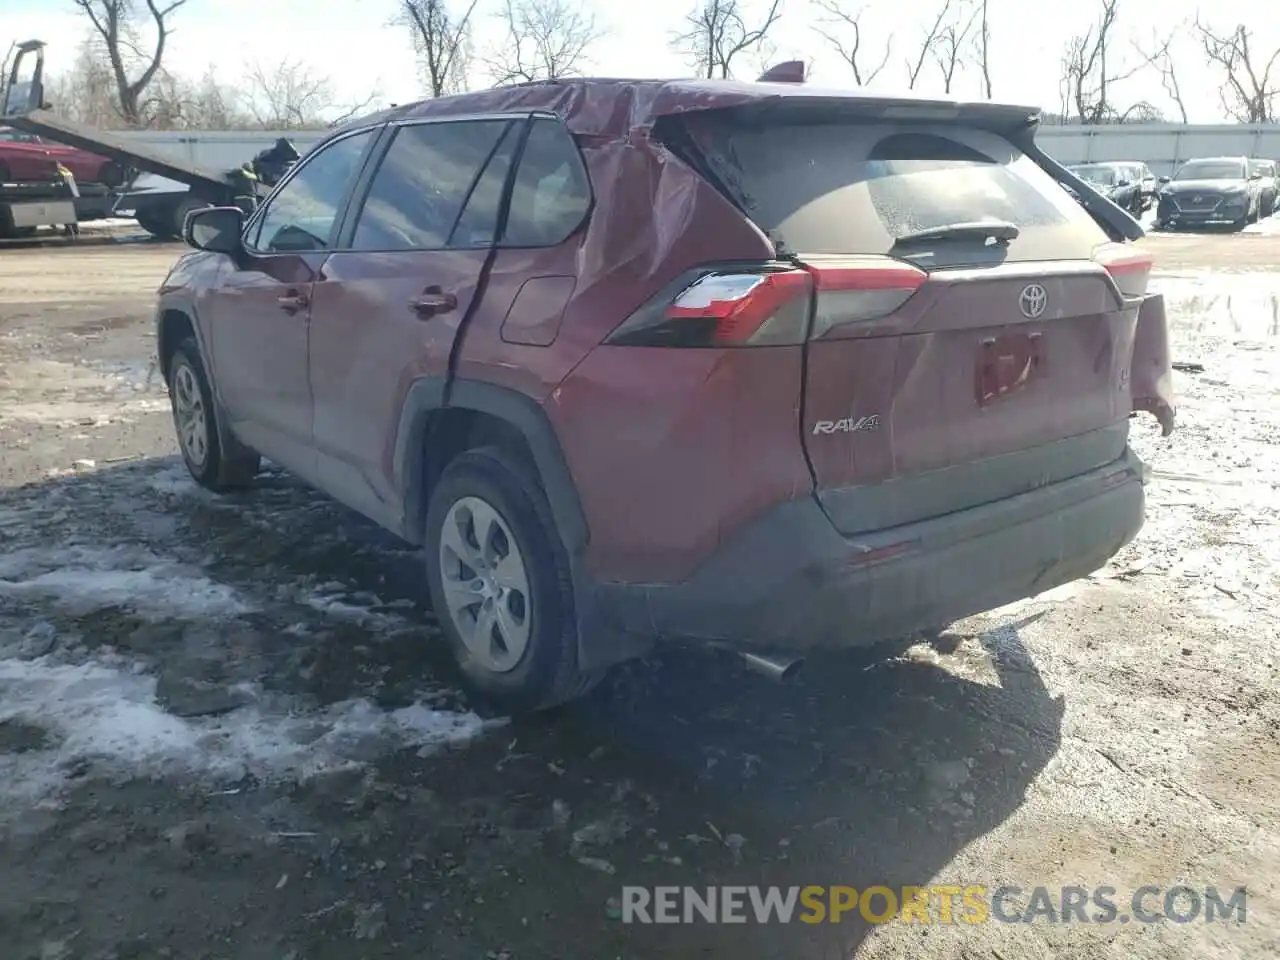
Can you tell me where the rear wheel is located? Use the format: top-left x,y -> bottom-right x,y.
167,338 -> 260,491
135,206 -> 176,239
97,161 -> 126,188
425,446 -> 601,713
172,196 -> 212,238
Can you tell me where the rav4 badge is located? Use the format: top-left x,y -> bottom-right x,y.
812,415 -> 881,435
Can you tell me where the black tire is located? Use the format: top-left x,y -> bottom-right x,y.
172,196 -> 212,239
135,209 -> 175,240
424,446 -> 601,713
167,338 -> 260,491
97,161 -> 126,188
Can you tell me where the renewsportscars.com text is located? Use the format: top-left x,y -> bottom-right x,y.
619,885 -> 1248,925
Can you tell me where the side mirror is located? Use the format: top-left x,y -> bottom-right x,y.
184,206 -> 244,254
1158,176 -> 1171,184
1116,179 -> 1131,187
1248,172 -> 1262,181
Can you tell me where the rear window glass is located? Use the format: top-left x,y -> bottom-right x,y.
1072,164 -> 1118,185
1174,161 -> 1245,181
678,118 -> 1108,265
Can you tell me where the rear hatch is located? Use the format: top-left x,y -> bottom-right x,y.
669,108 -> 1151,534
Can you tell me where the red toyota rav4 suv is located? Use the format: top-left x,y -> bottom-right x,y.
157,78 -> 1175,712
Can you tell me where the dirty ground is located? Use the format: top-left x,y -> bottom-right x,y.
0,224 -> 1277,959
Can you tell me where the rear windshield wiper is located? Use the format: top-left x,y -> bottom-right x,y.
893,221 -> 1020,246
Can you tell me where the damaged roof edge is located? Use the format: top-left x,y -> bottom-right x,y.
324,78 -> 1042,149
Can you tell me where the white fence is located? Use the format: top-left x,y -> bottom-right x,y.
107,123 -> 1280,194
1037,125 -> 1280,176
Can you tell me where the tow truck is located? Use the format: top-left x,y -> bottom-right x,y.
2,39 -> 298,241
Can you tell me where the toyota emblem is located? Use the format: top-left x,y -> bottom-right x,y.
1019,283 -> 1047,319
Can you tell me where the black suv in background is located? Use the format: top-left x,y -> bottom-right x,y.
1156,157 -> 1262,231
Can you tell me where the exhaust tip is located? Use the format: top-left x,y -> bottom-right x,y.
739,651 -> 805,682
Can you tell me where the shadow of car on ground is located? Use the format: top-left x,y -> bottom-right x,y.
0,458 -> 1064,958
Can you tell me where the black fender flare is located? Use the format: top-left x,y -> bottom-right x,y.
394,376 -> 589,555
395,378 -> 644,672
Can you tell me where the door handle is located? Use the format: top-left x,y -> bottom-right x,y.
409,287 -> 457,318
277,291 -> 308,313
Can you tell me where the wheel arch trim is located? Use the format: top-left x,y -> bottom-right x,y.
395,376 -> 589,556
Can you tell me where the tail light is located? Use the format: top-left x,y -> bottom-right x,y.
605,257 -> 927,347
1094,242 -> 1153,298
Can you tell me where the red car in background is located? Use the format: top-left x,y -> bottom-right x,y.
0,125 -> 126,185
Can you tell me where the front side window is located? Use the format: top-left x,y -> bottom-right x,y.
251,129 -> 375,253
350,120 -> 513,251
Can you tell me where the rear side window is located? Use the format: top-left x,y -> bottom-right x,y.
677,117 -> 1108,265
351,119 -> 512,251
502,119 -> 592,247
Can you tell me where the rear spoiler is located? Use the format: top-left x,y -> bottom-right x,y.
1014,122 -> 1145,243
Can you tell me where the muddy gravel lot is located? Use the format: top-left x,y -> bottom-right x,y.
1,222 -> 1278,959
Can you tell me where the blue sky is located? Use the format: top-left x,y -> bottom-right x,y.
2,0 -> 1274,121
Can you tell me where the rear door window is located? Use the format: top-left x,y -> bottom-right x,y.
501,119 -> 592,247
677,117 -> 1109,266
350,119 -> 513,251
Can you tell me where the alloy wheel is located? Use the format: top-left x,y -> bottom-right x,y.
438,495 -> 532,673
172,362 -> 209,469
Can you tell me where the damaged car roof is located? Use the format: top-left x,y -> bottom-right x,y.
342,77 -> 1044,140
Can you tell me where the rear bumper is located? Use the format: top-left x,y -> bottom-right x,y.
593,449 -> 1146,653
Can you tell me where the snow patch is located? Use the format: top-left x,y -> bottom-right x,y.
0,545 -> 252,620
0,656 -> 491,806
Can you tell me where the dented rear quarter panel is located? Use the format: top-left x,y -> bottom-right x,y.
1130,291 -> 1176,435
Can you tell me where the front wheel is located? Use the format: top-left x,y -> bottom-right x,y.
425,447 -> 601,713
167,338 -> 260,491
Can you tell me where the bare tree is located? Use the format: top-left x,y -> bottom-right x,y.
400,0 -> 477,97
1136,30 -> 1187,123
45,37 -> 122,128
241,59 -> 379,130
812,1 -> 890,85
934,1 -> 980,94
975,0 -> 992,97
905,0 -> 952,90
675,0 -> 783,80
69,0 -> 190,126
1059,0 -> 1155,124
1195,19 -> 1280,123
486,0 -> 602,84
